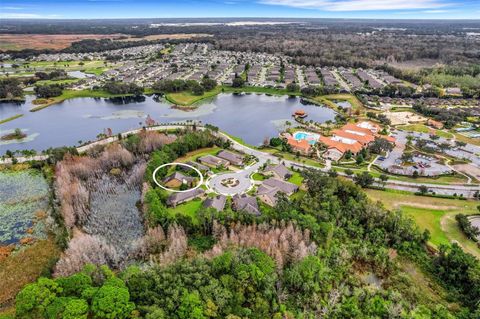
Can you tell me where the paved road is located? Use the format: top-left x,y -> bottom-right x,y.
207,162 -> 261,195
218,132 -> 480,198
3,125 -> 480,198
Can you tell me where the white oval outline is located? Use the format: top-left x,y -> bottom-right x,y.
152,162 -> 204,193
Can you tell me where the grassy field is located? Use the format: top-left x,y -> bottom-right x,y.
35,78 -> 80,86
0,34 -> 123,51
0,238 -> 60,307
165,87 -> 222,106
167,199 -> 203,224
397,124 -> 454,139
311,94 -> 365,114
0,114 -> 23,125
30,89 -> 133,111
175,147 -> 221,163
365,189 -> 480,258
288,172 -> 304,186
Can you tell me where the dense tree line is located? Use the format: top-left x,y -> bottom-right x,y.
152,77 -> 217,96
0,78 -> 23,99
14,166 -> 480,318
412,102 -> 472,128
34,84 -> 63,98
455,214 -> 480,242
102,82 -> 143,95
34,70 -> 68,81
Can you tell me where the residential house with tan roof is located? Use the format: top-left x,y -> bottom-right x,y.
232,194 -> 260,215
257,178 -> 299,207
166,188 -> 204,207
217,150 -> 244,166
198,155 -> 230,168
264,163 -> 292,180
203,194 -> 227,211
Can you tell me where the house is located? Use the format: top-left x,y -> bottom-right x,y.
198,155 -> 230,168
262,178 -> 298,195
203,194 -> 227,211
264,164 -> 292,180
182,161 -> 210,172
217,150 -> 244,166
286,136 -> 312,155
166,188 -> 204,207
162,172 -> 195,189
257,178 -> 298,206
232,194 -> 260,215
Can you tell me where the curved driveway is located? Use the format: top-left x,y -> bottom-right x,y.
207,162 -> 262,195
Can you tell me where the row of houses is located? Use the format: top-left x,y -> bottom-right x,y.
165,163 -> 298,217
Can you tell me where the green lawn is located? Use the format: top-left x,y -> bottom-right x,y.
165,87 -> 222,106
288,172 -> 304,186
397,124 -> 454,139
35,78 -> 80,86
167,199 -> 203,224
252,173 -> 266,181
365,189 -> 480,258
176,147 -> 221,163
311,94 -> 365,114
0,114 -> 23,125
30,89 -> 135,111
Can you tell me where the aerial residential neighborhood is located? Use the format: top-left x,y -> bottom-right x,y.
1,8 -> 480,319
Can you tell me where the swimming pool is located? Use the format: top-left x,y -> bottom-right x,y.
293,131 -> 320,145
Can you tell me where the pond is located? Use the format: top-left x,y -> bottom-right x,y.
0,93 -> 336,154
0,170 -> 50,245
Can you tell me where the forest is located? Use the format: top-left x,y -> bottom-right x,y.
6,128 -> 480,319
2,19 -> 480,70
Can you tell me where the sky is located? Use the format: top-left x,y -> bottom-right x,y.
1,0 -> 479,19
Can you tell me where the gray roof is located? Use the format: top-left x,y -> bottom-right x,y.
203,195 -> 226,211
217,150 -> 244,165
265,164 -> 291,179
232,194 -> 260,215
198,155 -> 229,167
166,188 -> 204,206
262,177 -> 298,194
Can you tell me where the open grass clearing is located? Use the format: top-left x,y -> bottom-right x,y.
397,124 -> 454,139
0,238 -> 60,306
0,34 -> 124,51
365,189 -> 480,258
175,147 -> 221,163
167,199 -> 203,224
165,87 -> 222,106
30,89 -> 134,111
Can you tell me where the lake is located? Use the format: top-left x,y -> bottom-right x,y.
0,93 -> 336,154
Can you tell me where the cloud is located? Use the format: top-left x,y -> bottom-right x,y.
1,6 -> 23,10
259,0 -> 450,11
422,9 -> 449,13
0,13 -> 61,19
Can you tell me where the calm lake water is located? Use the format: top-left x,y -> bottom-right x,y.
0,93 -> 336,154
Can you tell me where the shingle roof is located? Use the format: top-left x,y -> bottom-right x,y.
265,164 -> 291,179
203,195 -> 226,211
166,188 -> 204,206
